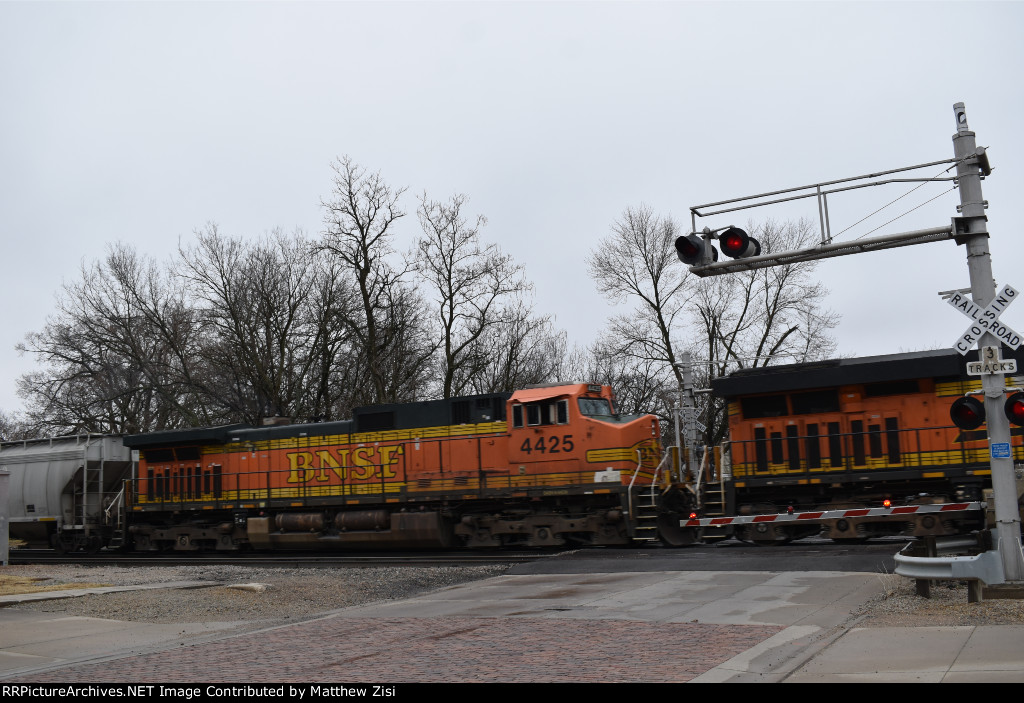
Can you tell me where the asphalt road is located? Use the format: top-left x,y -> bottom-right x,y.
512,537 -> 904,575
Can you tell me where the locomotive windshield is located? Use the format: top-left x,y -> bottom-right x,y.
578,398 -> 614,418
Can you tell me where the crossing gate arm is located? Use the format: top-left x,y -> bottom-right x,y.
681,502 -> 984,528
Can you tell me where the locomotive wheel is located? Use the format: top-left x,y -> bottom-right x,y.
51,533 -> 75,554
656,514 -> 698,547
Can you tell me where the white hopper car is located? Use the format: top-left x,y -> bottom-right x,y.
0,435 -> 134,552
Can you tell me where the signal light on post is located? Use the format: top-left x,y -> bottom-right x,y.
1004,392 -> 1024,426
950,396 -> 986,430
675,234 -> 717,266
718,227 -> 762,259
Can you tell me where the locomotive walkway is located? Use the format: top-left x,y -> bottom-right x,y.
2,553 -> 1024,683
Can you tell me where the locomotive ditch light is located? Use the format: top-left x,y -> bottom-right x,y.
1004,392 -> 1024,426
675,233 -> 718,266
950,395 -> 986,430
718,227 -> 761,259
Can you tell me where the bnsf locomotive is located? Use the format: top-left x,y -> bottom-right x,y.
706,347 -> 1023,543
117,382 -> 693,551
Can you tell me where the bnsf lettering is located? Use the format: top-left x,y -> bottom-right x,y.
287,445 -> 403,483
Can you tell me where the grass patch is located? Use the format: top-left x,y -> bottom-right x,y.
0,575 -> 110,596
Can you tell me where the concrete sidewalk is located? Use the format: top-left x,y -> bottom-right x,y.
0,570 -> 1023,682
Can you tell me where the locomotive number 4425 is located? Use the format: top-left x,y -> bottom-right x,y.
520,435 -> 575,454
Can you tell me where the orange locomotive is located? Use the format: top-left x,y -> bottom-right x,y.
123,383 -> 690,551
708,348 -> 1020,542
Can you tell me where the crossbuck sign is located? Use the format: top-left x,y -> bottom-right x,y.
948,284 -> 1022,355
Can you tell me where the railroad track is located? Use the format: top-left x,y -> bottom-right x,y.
6,548 -> 553,568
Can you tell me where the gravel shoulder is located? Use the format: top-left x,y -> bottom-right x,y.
0,563 -> 510,626
855,574 -> 1024,627
4,563 -> 1024,629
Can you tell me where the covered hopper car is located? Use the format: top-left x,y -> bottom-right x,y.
0,434 -> 134,552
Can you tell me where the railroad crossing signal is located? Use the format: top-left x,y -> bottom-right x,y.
950,395 -> 986,430
718,227 -> 761,259
675,234 -> 716,266
950,345 -> 1024,430
949,391 -> 1024,431
948,284 -> 1022,355
675,226 -> 761,268
1005,392 -> 1024,426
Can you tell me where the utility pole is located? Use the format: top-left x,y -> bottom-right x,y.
951,103 -> 1024,582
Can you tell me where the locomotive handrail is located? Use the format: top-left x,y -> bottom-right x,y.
626,449 -> 644,518
693,447 -> 710,507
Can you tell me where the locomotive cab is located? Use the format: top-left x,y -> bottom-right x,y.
507,383 -> 661,482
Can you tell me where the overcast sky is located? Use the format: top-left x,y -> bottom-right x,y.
2,1 -> 1023,414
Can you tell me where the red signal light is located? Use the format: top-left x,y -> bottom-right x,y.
718,227 -> 761,259
675,234 -> 718,266
675,235 -> 702,264
1005,392 -> 1024,426
950,396 -> 986,430
882,499 -> 891,508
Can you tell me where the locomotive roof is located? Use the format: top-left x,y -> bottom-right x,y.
122,424 -> 249,448
123,391 -> 512,449
710,347 -> 1024,398
512,383 -> 603,403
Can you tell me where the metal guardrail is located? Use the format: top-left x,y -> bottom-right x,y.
894,534 -> 1005,585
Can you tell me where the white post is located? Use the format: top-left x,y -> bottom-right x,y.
952,102 -> 1024,582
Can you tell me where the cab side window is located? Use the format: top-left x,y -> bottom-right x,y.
513,400 -> 569,427
556,399 -> 569,424
512,404 -> 524,428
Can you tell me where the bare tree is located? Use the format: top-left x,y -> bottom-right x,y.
586,204 -> 690,389
0,409 -> 35,441
587,210 -> 839,447
583,335 -> 673,419
414,193 -> 532,398
17,244 -> 202,434
460,302 -> 566,395
303,254 -> 364,421
319,156 -> 433,403
694,219 -> 838,374
685,219 -> 839,443
178,226 -> 337,424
